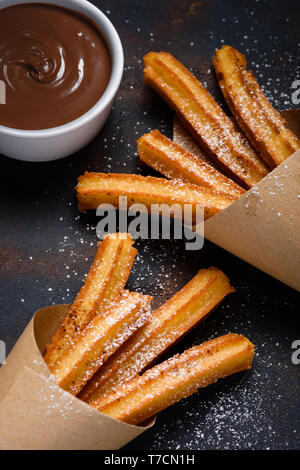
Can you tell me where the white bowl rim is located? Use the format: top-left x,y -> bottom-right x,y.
0,0 -> 124,138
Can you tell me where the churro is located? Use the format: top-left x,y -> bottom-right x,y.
76,172 -> 236,221
94,333 -> 254,425
49,291 -> 152,395
144,52 -> 269,188
138,130 -> 245,199
79,267 -> 234,403
213,45 -> 300,168
44,233 -> 137,368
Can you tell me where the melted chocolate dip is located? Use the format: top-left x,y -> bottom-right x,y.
0,3 -> 111,130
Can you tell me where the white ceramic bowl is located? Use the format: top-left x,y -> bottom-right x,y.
0,0 -> 124,162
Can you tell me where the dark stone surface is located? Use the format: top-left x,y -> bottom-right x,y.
0,0 -> 299,450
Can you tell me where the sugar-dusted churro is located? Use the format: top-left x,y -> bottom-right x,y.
144,52 -> 269,188
50,291 -> 152,395
94,333 -> 254,425
137,130 -> 245,199
76,172 -> 236,221
44,233 -> 137,368
213,45 -> 300,169
79,267 -> 234,403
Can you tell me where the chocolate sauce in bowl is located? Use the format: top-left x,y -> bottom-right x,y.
0,3 -> 111,130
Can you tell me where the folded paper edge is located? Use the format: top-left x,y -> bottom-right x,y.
173,119 -> 300,291
204,151 -> 300,291
0,305 -> 155,450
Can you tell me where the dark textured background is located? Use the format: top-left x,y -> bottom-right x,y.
0,0 -> 299,450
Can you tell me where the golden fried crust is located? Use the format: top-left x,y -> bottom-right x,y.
44,233 -> 137,368
76,172 -> 235,221
137,130 -> 245,199
213,45 -> 300,168
144,52 -> 269,189
94,333 -> 254,425
79,267 -> 234,403
50,291 -> 152,396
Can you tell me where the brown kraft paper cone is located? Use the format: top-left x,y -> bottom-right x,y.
174,117 -> 300,292
0,305 -> 154,450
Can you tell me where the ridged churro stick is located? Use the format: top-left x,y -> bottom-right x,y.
49,291 -> 152,395
79,267 -> 234,403
138,130 -> 245,199
144,52 -> 269,188
94,333 -> 254,425
44,233 -> 137,368
76,172 -> 235,221
213,45 -> 300,168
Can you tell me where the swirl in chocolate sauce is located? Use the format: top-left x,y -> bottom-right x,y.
0,4 -> 111,130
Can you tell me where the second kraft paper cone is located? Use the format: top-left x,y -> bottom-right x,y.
0,305 -> 154,450
174,119 -> 300,292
